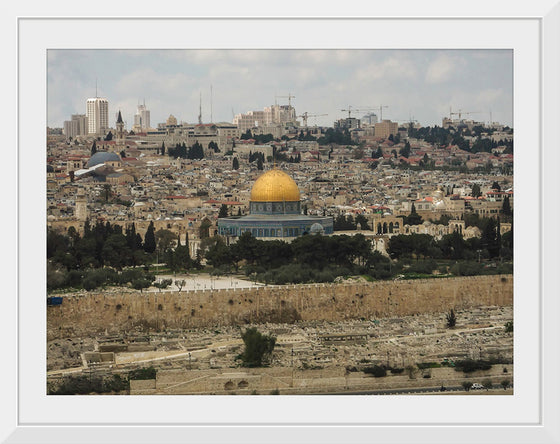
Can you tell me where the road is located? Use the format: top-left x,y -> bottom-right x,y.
322,385 -> 510,395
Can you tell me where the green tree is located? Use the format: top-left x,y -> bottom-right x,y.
240,328 -> 276,367
471,183 -> 482,198
461,381 -> 471,391
257,157 -> 264,170
154,279 -> 172,292
155,229 -> 177,256
218,204 -> 229,218
354,214 -> 371,230
232,157 -> 239,170
439,231 -> 467,259
240,129 -> 253,140
481,218 -> 501,258
502,196 -> 512,217
132,277 -> 152,292
161,141 -> 165,156
102,184 -> 112,203
399,142 -> 411,158
205,236 -> 234,269
91,141 -> 97,155
169,236 -> 191,272
500,379 -> 510,390
446,309 -> 457,328
403,203 -> 423,225
143,221 -> 156,253
483,379 -> 493,391
174,279 -> 186,291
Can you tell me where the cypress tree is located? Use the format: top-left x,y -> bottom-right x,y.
218,204 -> 229,218
144,221 -> 156,253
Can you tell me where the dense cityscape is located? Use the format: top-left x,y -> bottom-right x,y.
46,52 -> 514,395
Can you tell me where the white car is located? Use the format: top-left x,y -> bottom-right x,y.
471,383 -> 484,390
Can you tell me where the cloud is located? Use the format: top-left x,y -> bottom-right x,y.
354,57 -> 417,83
425,55 -> 460,84
47,49 -> 513,128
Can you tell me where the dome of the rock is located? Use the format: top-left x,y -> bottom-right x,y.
250,169 -> 300,202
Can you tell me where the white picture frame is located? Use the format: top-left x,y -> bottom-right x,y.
3,1 -> 560,443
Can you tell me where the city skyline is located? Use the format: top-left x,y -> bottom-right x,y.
47,49 -> 513,129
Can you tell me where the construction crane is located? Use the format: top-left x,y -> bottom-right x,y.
374,104 -> 389,121
340,106 -> 377,119
297,112 -> 328,127
449,109 -> 481,120
275,93 -> 296,108
396,118 -> 419,126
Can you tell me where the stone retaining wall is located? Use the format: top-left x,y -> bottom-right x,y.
47,275 -> 513,341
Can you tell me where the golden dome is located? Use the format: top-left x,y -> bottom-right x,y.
250,169 -> 300,202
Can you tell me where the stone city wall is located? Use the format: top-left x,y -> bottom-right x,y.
47,275 -> 512,341
130,364 -> 514,395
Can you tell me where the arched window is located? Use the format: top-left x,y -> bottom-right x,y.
383,222 -> 388,234
389,222 -> 394,233
377,223 -> 382,234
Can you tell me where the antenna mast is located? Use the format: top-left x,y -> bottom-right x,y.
198,92 -> 202,125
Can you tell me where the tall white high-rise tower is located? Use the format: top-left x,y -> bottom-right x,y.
86,97 -> 109,135
133,100 -> 150,131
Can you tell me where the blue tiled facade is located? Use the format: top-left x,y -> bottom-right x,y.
218,214 -> 334,239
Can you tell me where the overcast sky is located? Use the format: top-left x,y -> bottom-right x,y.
47,49 -> 512,129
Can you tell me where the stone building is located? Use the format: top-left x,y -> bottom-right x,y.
218,168 -> 333,242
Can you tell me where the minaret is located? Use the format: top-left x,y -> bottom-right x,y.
116,110 -> 125,149
75,188 -> 88,222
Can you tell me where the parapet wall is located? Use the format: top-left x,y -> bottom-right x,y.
47,275 -> 513,340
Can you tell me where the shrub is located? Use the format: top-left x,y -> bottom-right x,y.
128,366 -> 157,380
131,278 -> 153,292
417,362 -> 441,370
406,365 -> 419,379
504,321 -> 513,332
454,359 -> 492,373
154,279 -> 172,291
407,259 -> 438,274
240,328 -> 276,367
48,373 -> 129,395
363,365 -> 387,377
446,309 -> 457,328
